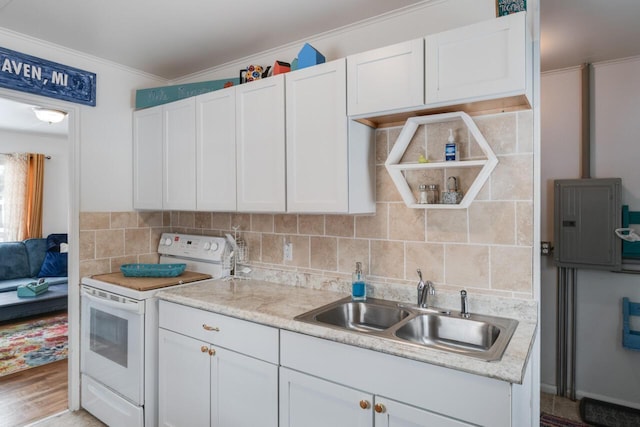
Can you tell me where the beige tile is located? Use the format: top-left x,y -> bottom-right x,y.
337,238 -> 369,274
286,235 -> 310,268
138,211 -> 163,228
95,229 -> 124,258
169,211 -> 180,227
376,165 -> 403,202
491,246 -> 532,293
212,213 -> 231,230
80,212 -> 110,230
553,396 -> 583,422
323,215 -> 352,237
275,214 -> 298,234
111,212 -> 138,229
162,211 -> 171,227
178,211 -> 195,228
231,213 -> 251,231
261,234 -> 281,264
444,244 -> 490,288
375,128 -> 389,164
241,232 -> 261,262
517,110 -> 533,153
125,228 -> 151,255
469,202 -> 515,245
150,227 -> 167,252
473,113 -> 517,155
540,393 -> 554,415
310,236 -> 338,271
426,209 -> 468,243
251,214 -> 274,233
405,242 -> 444,282
356,204 -> 388,239
111,256 -> 137,272
139,253 -> 160,264
400,124 -> 426,164
80,259 -> 111,278
491,154 -> 533,201
387,127 -> 402,153
516,201 -> 533,246
79,231 -> 95,261
389,203 -> 425,241
299,215 -> 324,235
370,240 -> 404,279
194,212 -> 212,229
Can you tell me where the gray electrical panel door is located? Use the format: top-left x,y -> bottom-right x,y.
554,178 -> 621,270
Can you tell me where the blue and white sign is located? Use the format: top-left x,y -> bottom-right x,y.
0,46 -> 96,106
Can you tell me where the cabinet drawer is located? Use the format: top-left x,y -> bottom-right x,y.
159,300 -> 279,364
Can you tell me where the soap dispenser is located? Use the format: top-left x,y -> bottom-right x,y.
445,128 -> 458,161
352,262 -> 366,301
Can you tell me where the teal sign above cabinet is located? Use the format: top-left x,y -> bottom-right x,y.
135,78 -> 240,109
0,46 -> 96,106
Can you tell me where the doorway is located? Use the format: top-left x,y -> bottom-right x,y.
0,89 -> 80,423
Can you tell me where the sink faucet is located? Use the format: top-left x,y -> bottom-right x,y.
460,290 -> 470,318
416,269 -> 435,308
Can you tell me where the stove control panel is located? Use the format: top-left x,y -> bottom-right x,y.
158,233 -> 227,262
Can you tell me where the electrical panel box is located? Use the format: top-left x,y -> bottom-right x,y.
554,178 -> 622,270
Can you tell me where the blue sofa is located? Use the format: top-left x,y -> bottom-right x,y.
0,237 -> 68,323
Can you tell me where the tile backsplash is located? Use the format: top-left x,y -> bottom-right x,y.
80,110 -> 533,300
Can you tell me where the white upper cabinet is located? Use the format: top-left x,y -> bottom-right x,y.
347,38 -> 424,117
133,105 -> 163,210
196,87 -> 237,211
236,75 -> 286,212
286,59 -> 348,213
425,11 -> 529,107
163,97 -> 196,210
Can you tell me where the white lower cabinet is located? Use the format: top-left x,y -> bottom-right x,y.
158,302 -> 278,427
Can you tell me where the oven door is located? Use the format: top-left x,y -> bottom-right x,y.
81,285 -> 145,405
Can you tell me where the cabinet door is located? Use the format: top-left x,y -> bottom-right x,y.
211,346 -> 278,427
286,59 -> 348,213
425,11 -> 527,105
280,367 -> 372,427
163,97 -> 196,210
133,105 -> 163,209
236,75 -> 286,212
158,329 -> 210,427
347,38 -> 424,116
196,88 -> 237,211
374,397 -> 472,427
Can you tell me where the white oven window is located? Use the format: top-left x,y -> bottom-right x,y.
90,308 -> 129,368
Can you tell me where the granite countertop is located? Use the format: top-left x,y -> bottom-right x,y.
157,278 -> 537,384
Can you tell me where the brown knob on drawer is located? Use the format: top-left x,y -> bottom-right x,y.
209,348 -> 216,356
359,400 -> 370,410
374,403 -> 386,414
200,346 -> 208,353
202,324 -> 220,332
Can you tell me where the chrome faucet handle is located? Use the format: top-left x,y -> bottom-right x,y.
460,289 -> 470,318
416,269 -> 425,306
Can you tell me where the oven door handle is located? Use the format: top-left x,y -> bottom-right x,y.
82,290 -> 144,315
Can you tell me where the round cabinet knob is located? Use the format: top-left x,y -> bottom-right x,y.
210,242 -> 219,251
203,242 -> 211,250
164,238 -> 172,246
208,348 -> 216,356
374,403 -> 386,414
200,346 -> 208,353
359,400 -> 370,410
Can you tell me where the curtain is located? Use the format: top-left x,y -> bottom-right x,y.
4,153 -> 28,241
3,153 -> 45,241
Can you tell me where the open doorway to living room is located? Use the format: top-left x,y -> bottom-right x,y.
0,96 -> 70,426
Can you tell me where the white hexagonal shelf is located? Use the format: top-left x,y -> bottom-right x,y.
385,111 -> 498,209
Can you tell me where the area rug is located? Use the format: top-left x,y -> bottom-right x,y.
0,313 -> 68,377
540,412 -> 590,427
580,397 -> 640,427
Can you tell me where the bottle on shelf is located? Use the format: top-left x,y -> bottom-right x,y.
352,262 -> 366,301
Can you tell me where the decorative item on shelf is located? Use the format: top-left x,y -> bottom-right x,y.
418,153 -> 428,163
442,176 -> 463,204
496,0 -> 526,17
445,128 -> 458,161
273,60 -> 291,75
239,65 -> 271,84
291,58 -> 299,71
297,43 -> 325,69
418,184 -> 439,204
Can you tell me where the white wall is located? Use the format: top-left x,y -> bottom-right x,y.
0,129 -> 69,235
0,28 -> 167,212
541,60 -> 640,408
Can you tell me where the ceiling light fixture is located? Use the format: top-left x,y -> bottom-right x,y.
32,107 -> 67,124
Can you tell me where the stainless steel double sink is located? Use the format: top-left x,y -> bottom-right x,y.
294,296 -> 518,361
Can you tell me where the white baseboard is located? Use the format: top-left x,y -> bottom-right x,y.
539,383 -> 640,411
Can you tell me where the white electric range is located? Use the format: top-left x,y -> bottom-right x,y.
80,233 -> 230,427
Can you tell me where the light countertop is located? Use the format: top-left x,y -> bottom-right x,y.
157,278 -> 537,384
